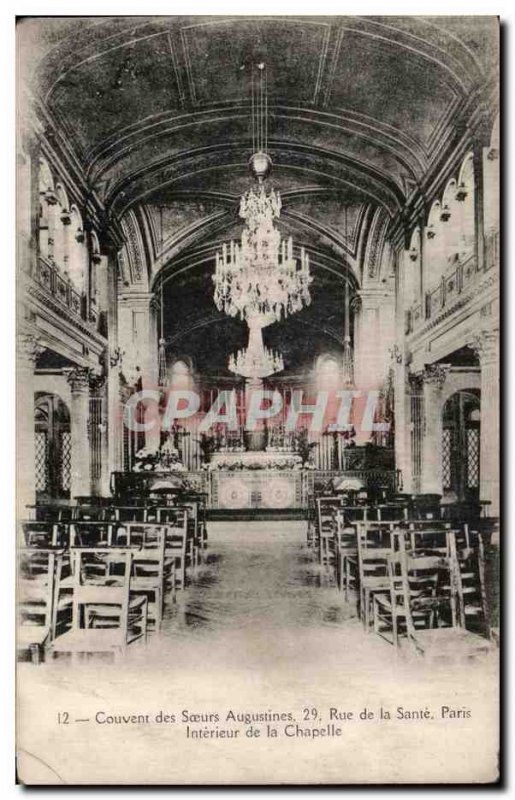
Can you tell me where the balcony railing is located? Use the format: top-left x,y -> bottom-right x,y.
406,252 -> 478,334
37,256 -> 86,320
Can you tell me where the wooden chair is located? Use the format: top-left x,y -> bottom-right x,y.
447,530 -> 487,634
373,534 -> 450,646
333,510 -> 358,600
69,521 -> 115,547
357,524 -> 397,629
73,505 -> 119,522
112,524 -> 169,630
316,496 -> 345,568
161,510 -> 189,590
20,520 -> 68,548
17,548 -> 70,663
51,549 -> 148,662
376,535 -> 492,659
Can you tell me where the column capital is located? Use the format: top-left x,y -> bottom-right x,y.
18,333 -> 46,365
470,329 -> 499,365
413,363 -> 451,389
63,366 -> 92,392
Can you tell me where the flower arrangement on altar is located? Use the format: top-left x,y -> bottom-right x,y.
133,437 -> 186,472
207,453 -> 303,471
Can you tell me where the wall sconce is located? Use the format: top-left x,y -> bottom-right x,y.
60,209 -> 71,226
426,226 -> 436,240
440,205 -> 451,222
487,147 -> 499,161
110,347 -> 124,368
75,228 -> 85,243
44,189 -> 58,206
409,248 -> 419,261
455,182 -> 468,201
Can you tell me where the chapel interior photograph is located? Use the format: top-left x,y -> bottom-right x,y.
16,16 -> 499,674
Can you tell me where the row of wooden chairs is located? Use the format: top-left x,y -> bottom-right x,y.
18,492 -> 208,664
310,493 -> 495,658
17,520 -> 193,663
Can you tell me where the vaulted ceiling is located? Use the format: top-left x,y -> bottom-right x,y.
26,15 -> 497,219
22,15 -> 498,374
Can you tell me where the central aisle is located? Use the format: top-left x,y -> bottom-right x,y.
145,520 -> 393,673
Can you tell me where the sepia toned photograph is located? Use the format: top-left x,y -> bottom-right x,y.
16,14 -> 500,785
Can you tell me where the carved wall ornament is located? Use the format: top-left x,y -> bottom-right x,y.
470,329 -> 499,364
18,333 -> 46,364
422,363 -> 451,387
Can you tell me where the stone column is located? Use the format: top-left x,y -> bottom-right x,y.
353,288 -> 395,392
107,351 -> 124,480
472,330 -> 499,516
392,356 -> 412,493
64,367 -> 92,500
17,333 -> 45,516
420,364 -> 449,496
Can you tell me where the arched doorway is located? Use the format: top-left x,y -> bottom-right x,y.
34,393 -> 71,503
442,390 -> 480,503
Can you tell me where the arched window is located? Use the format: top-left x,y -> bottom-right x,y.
315,354 -> 341,390
34,392 -> 71,501
442,389 -> 480,503
170,359 -> 194,390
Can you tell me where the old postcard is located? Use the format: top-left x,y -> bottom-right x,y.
16,14 -> 500,785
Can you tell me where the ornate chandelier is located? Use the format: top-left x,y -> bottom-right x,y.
212,63 -> 312,380
228,320 -> 284,379
213,171 -> 312,326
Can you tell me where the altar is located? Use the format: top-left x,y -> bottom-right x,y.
208,451 -> 304,510
210,470 -> 303,510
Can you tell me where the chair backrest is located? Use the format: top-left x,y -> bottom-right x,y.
157,507 -> 189,531
357,526 -> 397,581
20,520 -> 64,548
316,497 -> 348,538
70,548 -> 132,631
18,548 -> 65,637
70,521 -> 114,547
130,526 -> 167,579
389,535 -> 450,641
